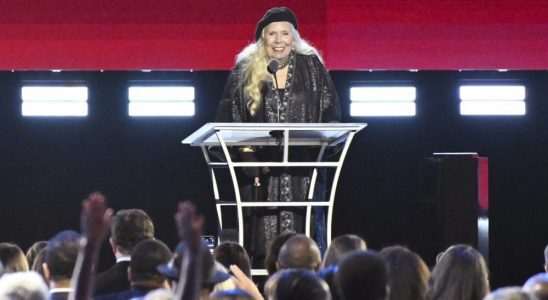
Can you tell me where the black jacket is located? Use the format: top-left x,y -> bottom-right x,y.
93,261 -> 130,296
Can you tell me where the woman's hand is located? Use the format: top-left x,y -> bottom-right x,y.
229,265 -> 264,300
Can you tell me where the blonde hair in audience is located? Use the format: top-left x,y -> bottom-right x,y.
0,242 -> 29,273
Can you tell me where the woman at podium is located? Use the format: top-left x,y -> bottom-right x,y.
215,7 -> 341,264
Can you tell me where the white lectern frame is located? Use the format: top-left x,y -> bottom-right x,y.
182,123 -> 366,275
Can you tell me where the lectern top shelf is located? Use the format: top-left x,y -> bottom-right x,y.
181,123 -> 367,147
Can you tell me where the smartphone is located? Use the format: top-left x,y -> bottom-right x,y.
200,235 -> 216,254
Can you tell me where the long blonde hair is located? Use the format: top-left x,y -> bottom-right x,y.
235,27 -> 322,116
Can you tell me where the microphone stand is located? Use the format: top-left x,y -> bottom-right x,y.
272,70 -> 281,123
270,65 -> 284,151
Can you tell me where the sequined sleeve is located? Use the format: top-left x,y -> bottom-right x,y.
311,55 -> 341,123
215,67 -> 245,122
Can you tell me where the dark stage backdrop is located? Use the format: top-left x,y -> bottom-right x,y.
0,70 -> 547,289
0,0 -> 547,70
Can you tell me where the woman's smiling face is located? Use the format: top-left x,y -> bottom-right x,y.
263,21 -> 295,61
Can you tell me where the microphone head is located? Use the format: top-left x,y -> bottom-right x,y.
267,59 -> 279,74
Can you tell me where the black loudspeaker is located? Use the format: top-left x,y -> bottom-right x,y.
418,153 -> 489,266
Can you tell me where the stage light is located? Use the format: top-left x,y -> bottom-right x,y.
351,102 -> 415,116
128,86 -> 194,101
459,85 -> 526,115
128,86 -> 195,116
129,102 -> 195,116
350,86 -> 416,116
21,86 -> 88,116
459,85 -> 525,101
351,86 -> 416,101
460,101 -> 526,115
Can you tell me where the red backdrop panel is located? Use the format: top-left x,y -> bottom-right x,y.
0,0 -> 546,70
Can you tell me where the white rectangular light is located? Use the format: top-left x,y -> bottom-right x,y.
129,102 -> 195,116
351,102 -> 416,116
128,85 -> 195,117
460,101 -> 526,115
128,86 -> 194,101
22,102 -> 88,116
350,87 -> 416,101
22,86 -> 88,102
459,85 -> 525,101
21,86 -> 88,117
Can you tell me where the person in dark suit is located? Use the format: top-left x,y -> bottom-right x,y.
43,230 -> 82,300
95,239 -> 172,300
94,209 -> 155,296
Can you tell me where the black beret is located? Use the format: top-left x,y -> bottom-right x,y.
255,7 -> 298,41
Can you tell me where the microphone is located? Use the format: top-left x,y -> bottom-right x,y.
267,59 -> 279,74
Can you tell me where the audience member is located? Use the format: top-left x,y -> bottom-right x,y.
0,271 -> 48,300
143,288 -> 175,300
210,288 -> 253,300
96,239 -> 172,300
379,245 -> 430,300
30,248 -> 47,281
214,242 -> 252,278
276,234 -> 321,271
157,241 -> 231,300
322,234 -> 367,269
229,264 -> 263,300
43,230 -> 81,300
336,250 -> 388,300
264,231 -> 296,276
426,244 -> 490,300
484,286 -> 535,300
264,269 -> 331,300
523,272 -> 548,300
71,192 -> 113,300
317,264 -> 340,300
26,241 -> 48,271
94,208 -> 155,296
0,242 -> 30,273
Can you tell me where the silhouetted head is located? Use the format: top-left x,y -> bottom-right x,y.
523,272 -> 548,300
484,286 -> 535,300
265,269 -> 331,300
157,241 -> 230,291
25,241 -> 47,270
214,242 -> 251,278
265,231 -> 296,275
129,239 -> 172,285
322,234 -> 367,268
110,209 -> 155,255
379,245 -> 430,300
277,234 -> 321,271
44,230 -> 81,282
0,242 -> 29,273
426,244 -> 489,300
336,250 -> 388,300
0,271 -> 48,300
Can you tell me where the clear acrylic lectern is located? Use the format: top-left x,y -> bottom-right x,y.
182,123 -> 366,275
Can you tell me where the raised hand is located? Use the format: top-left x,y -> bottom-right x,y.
174,201 -> 204,253
229,265 -> 264,300
70,191 -> 113,300
174,201 -> 204,300
81,191 -> 113,244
